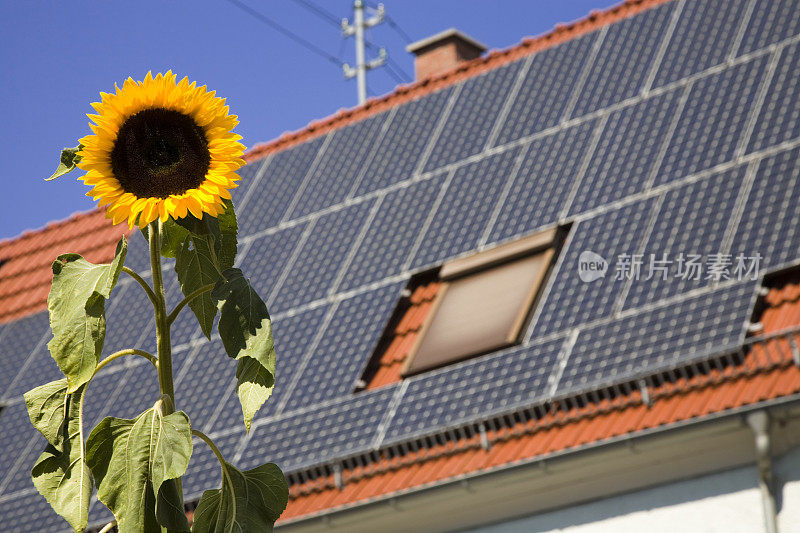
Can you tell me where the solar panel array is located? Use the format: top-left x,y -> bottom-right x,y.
3,1 -> 800,527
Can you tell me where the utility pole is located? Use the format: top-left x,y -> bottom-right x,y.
342,0 -> 387,105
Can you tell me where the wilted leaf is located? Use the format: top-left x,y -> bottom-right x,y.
47,237 -> 127,392
46,145 -> 83,181
235,357 -> 275,433
191,462 -> 288,533
86,408 -> 192,533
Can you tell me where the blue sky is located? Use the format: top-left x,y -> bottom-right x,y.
0,0 -> 617,239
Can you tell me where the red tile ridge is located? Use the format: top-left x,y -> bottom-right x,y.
244,0 -> 675,165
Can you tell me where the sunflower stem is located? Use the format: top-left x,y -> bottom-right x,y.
121,266 -> 158,312
149,219 -> 184,507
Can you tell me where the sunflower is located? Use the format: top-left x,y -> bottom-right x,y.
77,71 -> 245,228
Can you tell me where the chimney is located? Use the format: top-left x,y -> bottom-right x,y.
406,28 -> 487,81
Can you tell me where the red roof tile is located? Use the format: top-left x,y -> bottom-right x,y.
278,275 -> 800,524
0,209 -> 131,324
365,279 -> 441,390
243,0 -> 676,164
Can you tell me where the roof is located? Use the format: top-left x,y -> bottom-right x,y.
405,28 -> 488,54
0,209 -> 130,324
276,276 -> 800,524
3,0 -> 800,529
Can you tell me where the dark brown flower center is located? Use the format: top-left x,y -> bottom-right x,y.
110,108 -> 210,198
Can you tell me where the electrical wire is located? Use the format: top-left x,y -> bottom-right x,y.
289,0 -> 413,83
365,1 -> 413,43
363,38 -> 412,82
288,0 -> 341,28
384,15 -> 413,43
224,0 -> 344,67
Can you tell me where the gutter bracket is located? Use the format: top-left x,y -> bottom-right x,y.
638,379 -> 651,407
332,462 -> 344,491
789,336 -> 800,367
478,423 -> 490,451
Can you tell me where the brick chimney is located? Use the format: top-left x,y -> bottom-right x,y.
406,28 -> 487,81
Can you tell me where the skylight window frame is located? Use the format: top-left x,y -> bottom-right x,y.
402,228 -> 558,376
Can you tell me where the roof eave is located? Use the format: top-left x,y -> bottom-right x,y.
276,395 -> 800,532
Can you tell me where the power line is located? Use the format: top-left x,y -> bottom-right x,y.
289,0 -> 412,84
224,0 -> 344,67
288,0 -> 340,28
365,2 -> 413,43
363,38 -> 412,81
385,15 -> 413,43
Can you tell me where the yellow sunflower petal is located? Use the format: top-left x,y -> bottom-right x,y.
78,71 -> 245,228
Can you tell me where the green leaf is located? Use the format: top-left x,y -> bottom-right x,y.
86,408 -> 192,533
216,200 -> 238,272
212,268 -> 275,431
235,358 -> 275,433
175,234 -> 220,339
46,145 -> 83,181
26,381 -> 92,532
157,478 -> 191,532
174,201 -> 237,271
47,237 -> 127,392
24,379 -> 71,446
191,462 -> 288,533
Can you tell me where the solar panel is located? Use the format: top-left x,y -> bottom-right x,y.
568,89 -> 681,217
269,200 -> 375,314
237,223 -> 308,309
0,402 -> 42,495
530,198 -> 657,338
0,492 -> 69,532
286,113 -> 387,219
651,0 -> 748,89
231,158 -> 267,207
557,281 -> 758,394
746,40 -> 800,154
102,360 -> 162,420
731,146 -> 800,270
354,88 -> 453,195
423,60 -> 524,173
172,338 -> 237,433
283,282 -> 406,411
182,428 -> 244,501
237,137 -> 325,237
102,277 -> 157,358
655,55 -> 768,186
239,385 -> 397,472
737,0 -> 800,56
88,497 -> 115,530
0,312 -> 49,397
623,165 -> 748,310
2,343 -> 63,404
165,276 -> 202,349
382,337 -> 567,443
124,230 -> 152,274
212,304 -> 331,429
79,365 -> 124,431
494,32 -> 598,146
411,148 -> 522,270
570,2 -> 674,118
340,174 -> 446,291
487,121 -> 598,245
